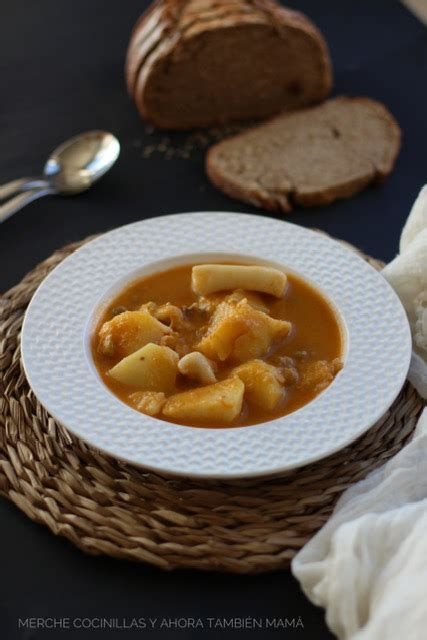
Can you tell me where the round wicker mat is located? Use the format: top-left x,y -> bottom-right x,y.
0,235 -> 424,574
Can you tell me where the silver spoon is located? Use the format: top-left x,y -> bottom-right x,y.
0,130 -> 120,223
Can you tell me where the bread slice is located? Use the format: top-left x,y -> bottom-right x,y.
206,97 -> 401,211
125,0 -> 332,130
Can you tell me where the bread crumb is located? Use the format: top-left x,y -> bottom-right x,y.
139,123 -> 255,161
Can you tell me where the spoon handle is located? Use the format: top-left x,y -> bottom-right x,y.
0,188 -> 53,223
0,177 -> 50,202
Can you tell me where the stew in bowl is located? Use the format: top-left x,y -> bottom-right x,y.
93,262 -> 343,428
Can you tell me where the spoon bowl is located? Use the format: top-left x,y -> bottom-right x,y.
44,131 -> 120,194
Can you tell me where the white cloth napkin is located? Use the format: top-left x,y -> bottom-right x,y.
384,185 -> 427,397
292,186 -> 427,640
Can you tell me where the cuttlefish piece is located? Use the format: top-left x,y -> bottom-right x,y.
178,351 -> 217,385
191,264 -> 287,297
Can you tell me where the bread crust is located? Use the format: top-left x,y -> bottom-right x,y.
125,0 -> 332,129
206,97 -> 402,212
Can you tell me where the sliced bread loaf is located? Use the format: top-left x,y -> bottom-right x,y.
126,0 -> 332,129
206,97 -> 401,211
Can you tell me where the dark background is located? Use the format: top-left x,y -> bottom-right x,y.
0,1 -> 426,638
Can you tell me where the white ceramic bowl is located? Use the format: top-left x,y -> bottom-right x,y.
21,212 -> 411,479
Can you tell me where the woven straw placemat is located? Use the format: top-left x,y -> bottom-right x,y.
0,234 -> 424,574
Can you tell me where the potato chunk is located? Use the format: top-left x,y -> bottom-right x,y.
225,289 -> 269,313
129,391 -> 166,416
178,352 -> 217,385
232,360 -> 284,411
184,290 -> 268,318
98,309 -> 172,359
297,358 -> 342,393
109,343 -> 179,391
163,378 -> 244,424
196,299 -> 291,363
192,264 -> 287,297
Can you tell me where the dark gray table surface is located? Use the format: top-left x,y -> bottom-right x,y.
1,1 -> 426,638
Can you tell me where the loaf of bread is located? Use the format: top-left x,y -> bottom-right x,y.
206,97 -> 401,212
126,0 -> 332,129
